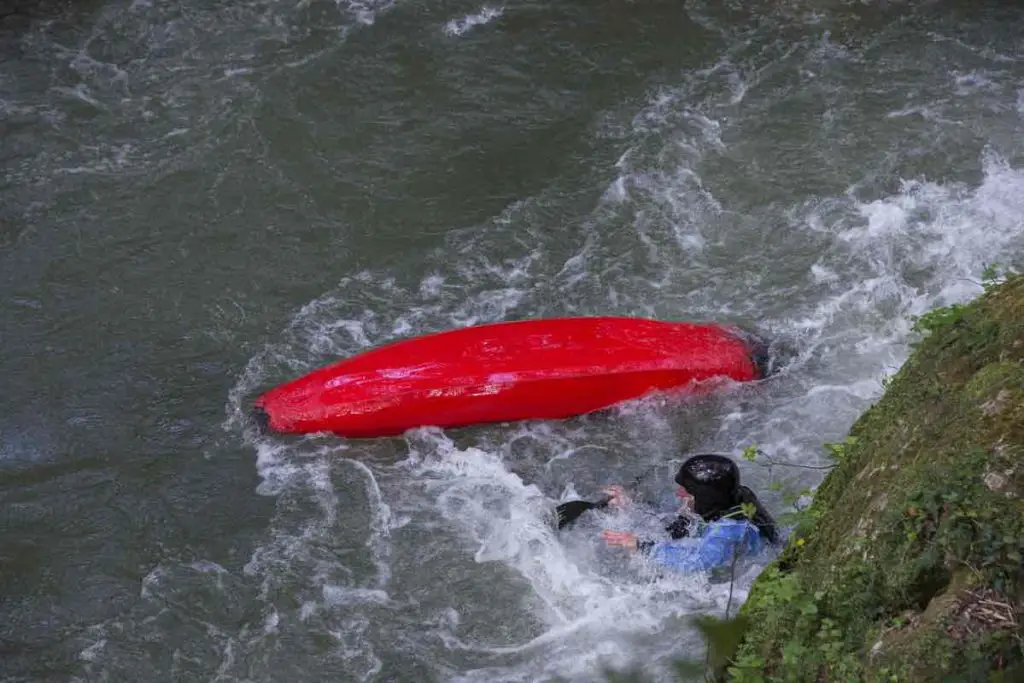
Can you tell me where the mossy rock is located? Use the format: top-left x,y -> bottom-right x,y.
727,276 -> 1024,683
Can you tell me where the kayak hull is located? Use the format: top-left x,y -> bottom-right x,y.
253,317 -> 766,438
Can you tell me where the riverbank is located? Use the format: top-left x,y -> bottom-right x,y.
728,274 -> 1024,681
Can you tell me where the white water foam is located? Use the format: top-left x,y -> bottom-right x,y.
397,430 -> 763,682
443,6 -> 504,37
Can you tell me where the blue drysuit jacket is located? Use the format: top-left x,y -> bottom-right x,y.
640,518 -> 766,574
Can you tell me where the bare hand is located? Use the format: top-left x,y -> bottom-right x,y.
602,485 -> 629,508
601,530 -> 638,551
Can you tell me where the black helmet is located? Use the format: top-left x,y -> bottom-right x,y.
675,454 -> 740,520
675,454 -> 779,543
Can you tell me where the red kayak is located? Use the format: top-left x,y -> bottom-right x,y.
252,317 -> 769,439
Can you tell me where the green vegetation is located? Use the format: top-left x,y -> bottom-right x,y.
728,274 -> 1024,682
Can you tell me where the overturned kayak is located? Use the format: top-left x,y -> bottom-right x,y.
252,317 -> 771,439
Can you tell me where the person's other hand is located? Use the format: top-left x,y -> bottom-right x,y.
601,530 -> 638,551
601,485 -> 629,508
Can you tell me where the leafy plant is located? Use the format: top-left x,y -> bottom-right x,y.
981,262 -> 1017,293
913,302 -> 968,333
823,436 -> 858,464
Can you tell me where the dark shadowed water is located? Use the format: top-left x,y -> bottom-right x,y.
2,1 -> 1024,681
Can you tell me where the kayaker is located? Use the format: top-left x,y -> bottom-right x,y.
598,454 -> 779,574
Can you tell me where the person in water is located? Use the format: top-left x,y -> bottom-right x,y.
600,454 -> 780,574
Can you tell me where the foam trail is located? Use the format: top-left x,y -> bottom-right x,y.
398,430 -> 767,682
444,7 -> 504,37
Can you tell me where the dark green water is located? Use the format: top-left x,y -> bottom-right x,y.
3,1 -> 1024,680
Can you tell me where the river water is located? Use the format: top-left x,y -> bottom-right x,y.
2,0 -> 1024,681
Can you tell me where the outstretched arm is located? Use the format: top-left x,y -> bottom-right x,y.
603,520 -> 761,574
647,521 -> 762,572
644,534 -> 733,573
